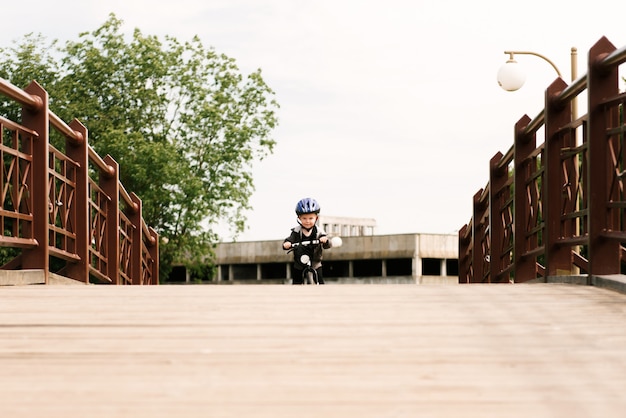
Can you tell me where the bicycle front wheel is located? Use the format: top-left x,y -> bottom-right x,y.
302,268 -> 318,285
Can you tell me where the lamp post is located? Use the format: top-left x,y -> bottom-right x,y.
497,47 -> 581,273
497,47 -> 578,119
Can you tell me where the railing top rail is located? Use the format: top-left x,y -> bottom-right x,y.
523,109 -> 545,136
0,78 -> 43,111
495,145 -> 514,172
1,78 -> 84,145
87,146 -> 115,178
143,221 -> 156,246
596,43 -> 626,69
49,111 -> 83,144
557,74 -> 587,106
119,183 -> 140,214
522,43 -> 626,138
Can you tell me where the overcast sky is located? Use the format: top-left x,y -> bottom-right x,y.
2,0 -> 625,241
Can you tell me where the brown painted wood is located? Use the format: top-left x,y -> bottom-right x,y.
1,284 -> 626,417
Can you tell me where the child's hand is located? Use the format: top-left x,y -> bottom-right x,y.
283,241 -> 292,250
319,236 -> 328,244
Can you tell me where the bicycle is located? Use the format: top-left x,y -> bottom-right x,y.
287,236 -> 342,285
290,240 -> 320,285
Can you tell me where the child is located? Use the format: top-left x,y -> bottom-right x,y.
283,197 -> 332,284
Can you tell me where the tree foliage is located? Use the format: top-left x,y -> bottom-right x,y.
0,14 -> 279,279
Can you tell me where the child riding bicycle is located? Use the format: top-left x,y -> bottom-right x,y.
282,198 -> 333,284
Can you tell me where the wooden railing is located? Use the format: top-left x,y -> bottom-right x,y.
459,36 -> 626,284
0,78 -> 159,284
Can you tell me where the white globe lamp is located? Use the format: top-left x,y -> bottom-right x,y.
497,59 -> 526,92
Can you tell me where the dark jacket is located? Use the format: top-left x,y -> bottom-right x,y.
283,225 -> 332,270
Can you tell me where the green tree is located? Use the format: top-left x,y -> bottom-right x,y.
0,14 -> 279,280
0,33 -> 60,119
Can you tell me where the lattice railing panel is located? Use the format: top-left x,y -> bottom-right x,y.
0,119 -> 35,246
119,211 -> 133,285
48,146 -> 78,256
88,178 -> 109,280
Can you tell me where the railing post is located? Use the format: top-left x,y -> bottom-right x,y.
587,37 -> 620,275
101,155 -> 120,284
64,120 -> 89,283
471,189 -> 487,283
148,227 -> 160,285
458,224 -> 470,284
513,115 -> 536,281
129,193 -> 142,285
20,81 -> 49,282
544,78 -> 574,276
489,152 -> 506,282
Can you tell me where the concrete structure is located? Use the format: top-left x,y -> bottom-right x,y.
319,215 -> 377,237
0,270 -> 88,286
214,233 -> 458,284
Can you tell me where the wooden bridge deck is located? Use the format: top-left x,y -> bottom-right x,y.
1,283 -> 625,417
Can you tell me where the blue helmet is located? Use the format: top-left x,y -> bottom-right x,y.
295,198 -> 320,215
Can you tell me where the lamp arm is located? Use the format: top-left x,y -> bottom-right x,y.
504,50 -> 563,78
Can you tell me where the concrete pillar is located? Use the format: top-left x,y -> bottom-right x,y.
413,235 -> 421,282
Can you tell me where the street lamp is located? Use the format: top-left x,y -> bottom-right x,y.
498,47 -> 581,272
497,47 -> 578,118
497,48 -> 577,91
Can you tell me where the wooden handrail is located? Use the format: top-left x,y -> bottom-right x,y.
0,78 -> 43,110
88,147 -> 116,178
49,111 -> 83,144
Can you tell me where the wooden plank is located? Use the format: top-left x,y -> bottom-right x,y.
1,284 -> 626,417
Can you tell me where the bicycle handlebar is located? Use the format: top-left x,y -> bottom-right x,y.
290,239 -> 320,248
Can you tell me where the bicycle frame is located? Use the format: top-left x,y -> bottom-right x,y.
290,240 -> 320,285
